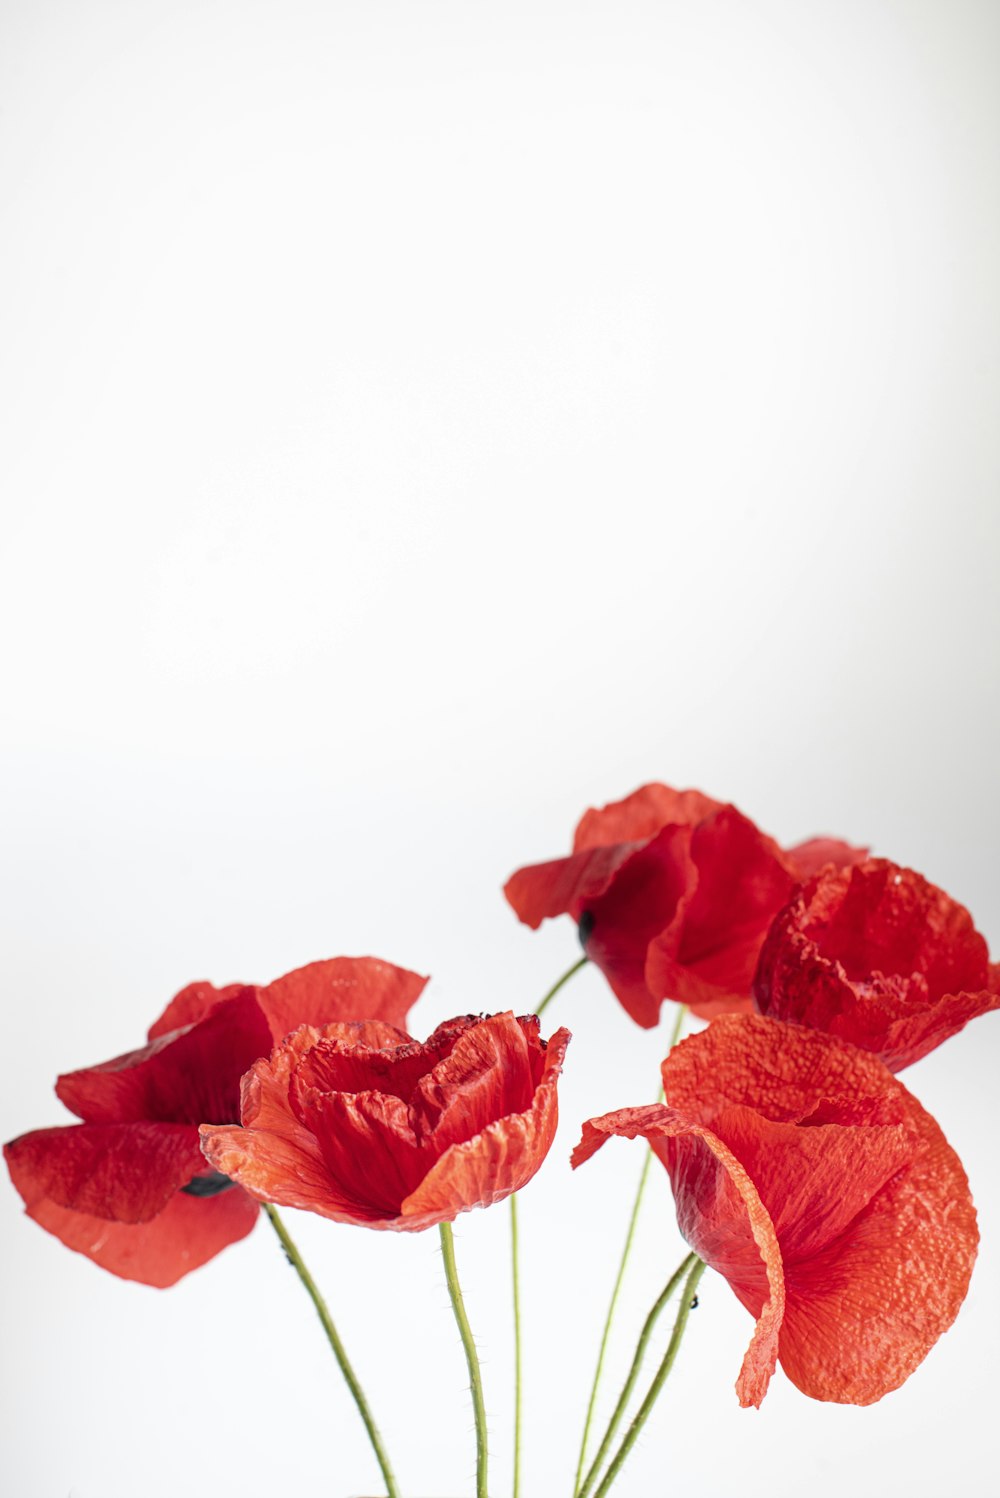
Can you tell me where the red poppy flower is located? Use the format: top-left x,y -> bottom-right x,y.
504,782 -> 865,1025
4,958 -> 427,1287
200,1012 -> 570,1231
753,859 -> 1000,1071
572,1014 -> 977,1406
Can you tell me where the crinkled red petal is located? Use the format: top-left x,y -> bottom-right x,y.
202,1018 -> 570,1232
657,1015 -> 979,1403
754,861 -> 997,1070
201,1034 -> 369,1223
5,1121 -> 206,1223
256,957 -> 429,1044
783,837 -> 869,880
399,1026 -> 570,1229
572,1103 -> 784,1407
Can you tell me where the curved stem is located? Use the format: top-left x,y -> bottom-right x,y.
510,1194 -> 523,1498
576,1253 -> 695,1498
440,1220 -> 489,1498
264,1204 -> 400,1498
592,1257 -> 707,1498
535,954 -> 589,1017
572,1003 -> 687,1497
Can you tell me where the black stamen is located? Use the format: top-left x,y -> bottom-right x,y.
181,1170 -> 234,1198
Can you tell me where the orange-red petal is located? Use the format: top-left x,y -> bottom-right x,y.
255,957 -> 429,1044
399,1026 -> 570,1228
649,1015 -> 979,1403
572,1102 -> 784,1407
202,1015 -> 570,1232
22,1187 -> 259,1287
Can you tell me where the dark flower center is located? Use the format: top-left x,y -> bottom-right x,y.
181,1169 -> 234,1197
578,910 -> 595,949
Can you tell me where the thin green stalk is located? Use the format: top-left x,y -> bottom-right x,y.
510,1193 -> 523,1498
576,1253 -> 695,1498
571,1003 -> 687,1497
535,954 -> 589,1017
501,951 -> 589,1497
440,1220 -> 489,1498
592,1257 -> 707,1498
264,1204 -> 400,1498
665,1001 -> 688,1054
571,1148 -> 653,1496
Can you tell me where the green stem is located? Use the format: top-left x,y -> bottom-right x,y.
571,1003 -> 687,1497
510,1194 -> 523,1498
576,1253 -> 696,1498
665,1001 -> 688,1053
571,1147 -> 654,1496
440,1220 -> 489,1498
592,1258 -> 707,1498
535,954 -> 589,1017
264,1204 -> 400,1498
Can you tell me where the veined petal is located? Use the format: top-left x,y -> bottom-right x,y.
5,1121 -> 206,1223
572,1103 -> 784,1408
22,1187 -> 259,1287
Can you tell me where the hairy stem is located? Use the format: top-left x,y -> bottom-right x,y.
592,1257 -> 708,1498
440,1220 -> 489,1498
264,1204 -> 400,1498
577,1253 -> 696,1498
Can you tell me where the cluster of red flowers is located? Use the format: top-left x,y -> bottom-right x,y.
509,783 -> 998,1404
6,780 -> 998,1414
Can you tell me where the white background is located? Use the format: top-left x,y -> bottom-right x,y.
2,2 -> 998,1495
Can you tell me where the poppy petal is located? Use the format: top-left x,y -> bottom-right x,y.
572,784 -> 724,851
400,1027 -> 570,1229
641,808 -> 791,1015
658,1015 -> 979,1403
784,837 -> 869,880
753,861 -> 998,1070
200,1037 -> 373,1222
504,843 -> 643,930
147,981 -> 250,1041
412,1012 -> 536,1144
778,1090 -> 977,1403
5,1121 -> 206,1223
56,990 -> 275,1127
572,1103 -> 784,1408
21,1186 -> 259,1287
581,824 -> 697,1028
256,957 -> 429,1044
